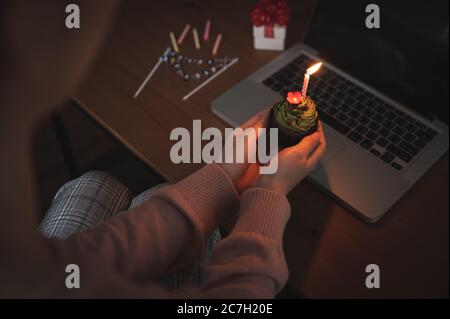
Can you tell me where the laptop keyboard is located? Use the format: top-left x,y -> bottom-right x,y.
262,54 -> 438,171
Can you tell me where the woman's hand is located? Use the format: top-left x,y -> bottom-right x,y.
218,108 -> 270,194
253,122 -> 327,196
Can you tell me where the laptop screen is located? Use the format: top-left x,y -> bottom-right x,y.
305,0 -> 449,123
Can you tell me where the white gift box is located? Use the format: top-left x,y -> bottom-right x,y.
253,24 -> 286,51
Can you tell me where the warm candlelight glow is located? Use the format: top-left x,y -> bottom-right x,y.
301,62 -> 322,98
307,62 -> 322,75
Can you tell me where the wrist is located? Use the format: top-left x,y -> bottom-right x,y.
252,176 -> 288,196
216,163 -> 240,191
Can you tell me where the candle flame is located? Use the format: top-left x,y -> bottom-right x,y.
306,62 -> 322,75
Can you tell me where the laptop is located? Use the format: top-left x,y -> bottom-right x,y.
211,0 -> 449,223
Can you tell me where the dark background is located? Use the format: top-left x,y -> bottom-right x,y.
307,0 -> 449,122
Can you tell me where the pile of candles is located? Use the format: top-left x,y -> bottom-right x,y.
134,19 -> 238,101
169,19 -> 223,56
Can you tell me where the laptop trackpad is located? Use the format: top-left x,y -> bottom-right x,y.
313,127 -> 346,171
212,80 -> 281,127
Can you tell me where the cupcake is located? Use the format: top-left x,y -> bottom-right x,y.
270,91 -> 319,147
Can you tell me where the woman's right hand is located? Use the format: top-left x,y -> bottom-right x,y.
252,122 -> 327,196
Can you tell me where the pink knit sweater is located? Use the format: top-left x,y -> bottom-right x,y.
41,164 -> 291,298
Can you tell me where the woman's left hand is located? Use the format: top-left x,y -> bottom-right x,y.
218,108 -> 270,194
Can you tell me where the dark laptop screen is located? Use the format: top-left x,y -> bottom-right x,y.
305,0 -> 449,123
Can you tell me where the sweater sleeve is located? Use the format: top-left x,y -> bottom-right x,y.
53,164 -> 240,282
25,164 -> 289,298
198,188 -> 291,299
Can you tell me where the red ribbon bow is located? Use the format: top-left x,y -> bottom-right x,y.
250,0 -> 291,27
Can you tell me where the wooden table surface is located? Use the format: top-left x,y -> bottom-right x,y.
74,0 -> 449,298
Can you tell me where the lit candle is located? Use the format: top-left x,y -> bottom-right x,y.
301,62 -> 322,98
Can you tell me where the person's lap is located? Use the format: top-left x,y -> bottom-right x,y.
39,171 -> 220,292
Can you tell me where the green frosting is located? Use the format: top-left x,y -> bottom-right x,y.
273,97 -> 318,134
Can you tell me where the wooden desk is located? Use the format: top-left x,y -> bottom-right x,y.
74,0 -> 449,298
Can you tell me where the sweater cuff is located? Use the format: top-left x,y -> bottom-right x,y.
233,188 -> 291,240
174,164 -> 240,235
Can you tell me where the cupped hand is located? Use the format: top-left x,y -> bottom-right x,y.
252,122 -> 327,195
218,108 -> 270,194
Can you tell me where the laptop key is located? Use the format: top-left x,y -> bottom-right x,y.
366,131 -> 378,141
386,111 -> 397,120
405,123 -> 416,132
415,130 -> 433,142
363,108 -> 375,117
337,113 -> 348,122
378,127 -> 390,137
346,118 -> 358,127
275,75 -> 290,87
279,68 -> 295,79
376,137 -> 389,147
319,111 -> 351,135
353,102 -> 365,111
356,125 -> 368,135
368,122 -> 380,131
348,110 -> 360,118
356,93 -> 367,102
359,116 -> 370,125
426,127 -> 438,137
393,126 -> 405,135
404,133 -> 415,143
395,117 -> 407,127
360,139 -> 374,150
388,134 -> 401,144
386,144 -> 412,162
271,83 -> 283,91
383,120 -> 395,129
344,96 -> 355,105
399,140 -> 419,156
263,78 -> 274,86
348,131 -> 364,143
380,152 -> 395,164
348,88 -> 358,96
414,139 -> 427,149
328,107 -> 339,115
370,148 -> 381,157
335,91 -> 345,99
323,92 -> 332,101
375,105 -> 387,114
391,162 -> 403,171
319,101 -> 331,110
373,114 -> 384,122
340,104 -> 351,113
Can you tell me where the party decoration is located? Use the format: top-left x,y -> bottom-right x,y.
251,0 -> 290,51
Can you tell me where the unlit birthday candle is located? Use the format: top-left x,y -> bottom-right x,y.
192,28 -> 201,49
177,24 -> 191,45
169,32 -> 179,53
212,33 -> 223,56
301,62 -> 322,98
203,19 -> 211,42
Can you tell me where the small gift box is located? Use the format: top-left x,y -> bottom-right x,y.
250,0 -> 290,51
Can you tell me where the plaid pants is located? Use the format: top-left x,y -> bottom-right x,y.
39,171 -> 221,292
